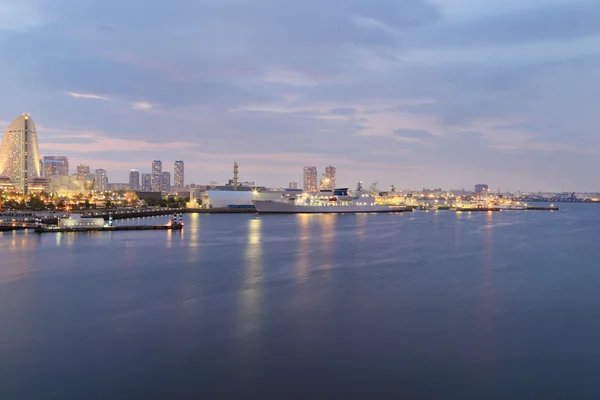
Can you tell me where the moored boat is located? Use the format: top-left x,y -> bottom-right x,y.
252,188 -> 407,214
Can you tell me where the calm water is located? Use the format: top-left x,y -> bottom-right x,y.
1,205 -> 600,398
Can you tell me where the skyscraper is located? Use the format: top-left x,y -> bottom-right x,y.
151,160 -> 162,192
174,160 -> 184,188
94,169 -> 108,192
0,114 -> 42,193
43,156 -> 69,178
324,165 -> 336,191
129,169 -> 140,191
141,173 -> 152,191
161,171 -> 171,193
77,164 -> 90,179
303,166 -> 318,192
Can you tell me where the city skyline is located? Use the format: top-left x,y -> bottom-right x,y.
2,0 -> 600,191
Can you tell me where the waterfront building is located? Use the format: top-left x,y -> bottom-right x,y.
141,173 -> 152,191
324,165 -> 336,191
151,160 -> 162,192
289,182 -> 298,189
174,161 -> 184,188
475,184 -> 489,195
0,114 -> 42,193
303,166 -> 318,192
129,169 -> 140,191
94,169 -> 108,192
77,164 -> 90,179
161,171 -> 171,193
43,156 -> 69,178
49,176 -> 85,197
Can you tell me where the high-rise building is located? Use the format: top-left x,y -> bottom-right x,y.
289,182 -> 298,189
324,165 -> 336,191
129,169 -> 140,191
43,156 -> 69,178
174,161 -> 184,188
151,160 -> 162,192
161,171 -> 171,193
94,169 -> 108,192
303,166 -> 318,192
475,184 -> 489,195
77,164 -> 90,179
141,173 -> 152,191
0,114 -> 42,193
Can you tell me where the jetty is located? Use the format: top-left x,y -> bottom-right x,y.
34,224 -> 183,233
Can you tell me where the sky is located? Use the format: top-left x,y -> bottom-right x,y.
1,0 -> 600,192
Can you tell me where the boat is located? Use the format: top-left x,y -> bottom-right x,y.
252,188 -> 407,214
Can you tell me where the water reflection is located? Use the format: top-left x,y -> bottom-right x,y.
294,214 -> 310,282
319,214 -> 336,271
475,211 -> 496,363
239,218 -> 263,331
355,214 -> 367,242
234,218 -> 264,378
188,213 -> 201,263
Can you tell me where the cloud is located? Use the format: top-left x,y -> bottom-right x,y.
2,0 -> 600,191
260,68 -> 321,87
132,102 -> 153,110
65,92 -> 110,101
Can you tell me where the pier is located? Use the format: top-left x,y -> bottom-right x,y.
34,224 -> 183,233
80,207 -> 256,220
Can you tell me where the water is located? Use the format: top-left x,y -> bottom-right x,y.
1,205 -> 600,398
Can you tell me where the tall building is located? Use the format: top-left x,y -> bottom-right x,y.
129,169 -> 140,191
303,166 -> 318,192
161,172 -> 171,193
77,164 -> 90,179
324,165 -> 336,191
43,156 -> 69,178
151,160 -> 162,192
289,182 -> 298,189
475,184 -> 489,195
174,160 -> 184,187
0,114 -> 42,193
94,169 -> 108,192
141,173 -> 152,191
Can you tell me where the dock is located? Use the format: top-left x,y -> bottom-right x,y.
34,224 -> 183,233
454,207 -> 501,212
80,207 -> 256,220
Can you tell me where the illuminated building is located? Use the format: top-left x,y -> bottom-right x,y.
49,176 -> 85,196
77,164 -> 90,179
475,184 -> 489,195
129,169 -> 140,191
289,182 -> 298,189
324,165 -> 336,190
151,160 -> 162,192
303,166 -> 318,192
174,161 -> 184,187
94,169 -> 108,192
0,114 -> 42,193
141,173 -> 152,191
43,156 -> 69,178
161,171 -> 171,193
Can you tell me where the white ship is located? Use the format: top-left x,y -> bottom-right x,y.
252,188 -> 407,214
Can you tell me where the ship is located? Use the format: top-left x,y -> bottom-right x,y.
252,188 -> 407,214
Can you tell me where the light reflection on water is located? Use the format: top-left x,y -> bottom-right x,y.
1,206 -> 600,398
